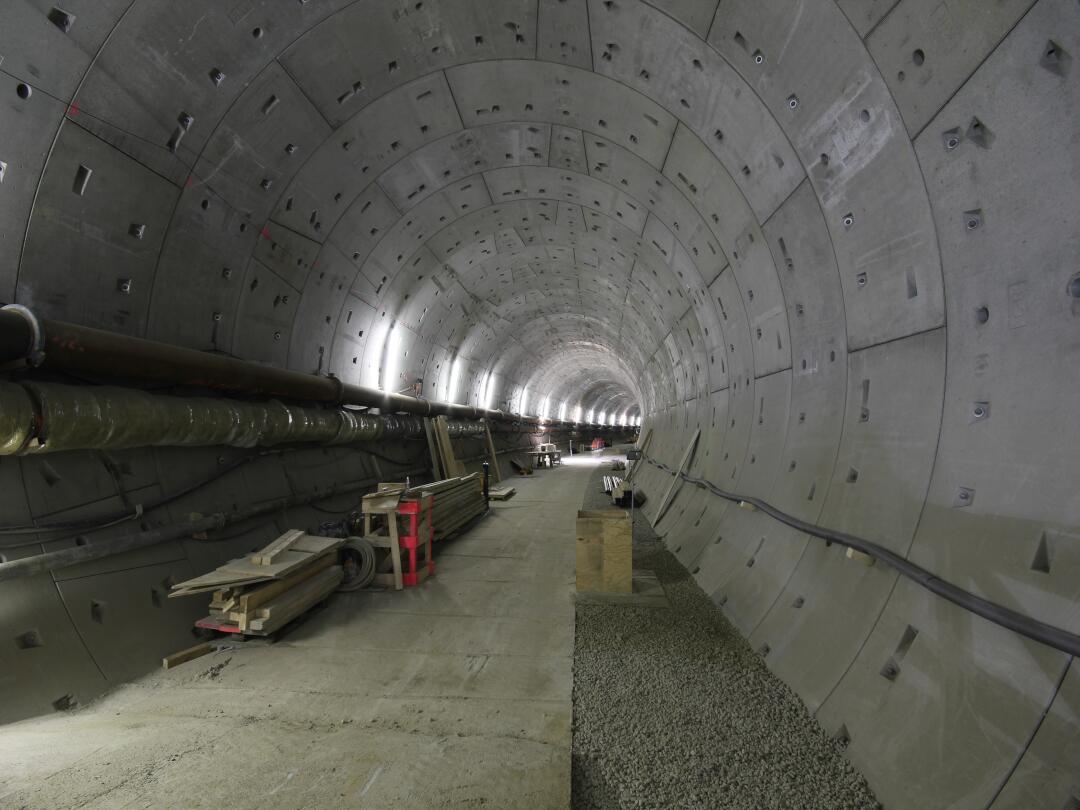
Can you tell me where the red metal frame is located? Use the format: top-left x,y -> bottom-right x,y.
396,494 -> 435,587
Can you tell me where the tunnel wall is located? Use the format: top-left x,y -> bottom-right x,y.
0,423 -> 587,725
1,0 -> 1078,805
630,2 -> 1080,807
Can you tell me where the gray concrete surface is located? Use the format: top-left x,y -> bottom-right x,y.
0,460 -> 595,809
2,1 -> 1079,806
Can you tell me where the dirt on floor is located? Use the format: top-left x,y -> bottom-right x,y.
571,451 -> 880,810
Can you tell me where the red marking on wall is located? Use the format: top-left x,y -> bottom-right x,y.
260,227 -> 272,240
67,102 -> 80,116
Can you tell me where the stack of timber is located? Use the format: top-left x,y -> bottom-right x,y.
361,487 -> 434,590
407,473 -> 487,541
170,529 -> 344,636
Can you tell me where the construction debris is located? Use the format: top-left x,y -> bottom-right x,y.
162,641 -> 214,669
510,457 -> 534,475
171,530 -> 345,636
489,486 -> 516,501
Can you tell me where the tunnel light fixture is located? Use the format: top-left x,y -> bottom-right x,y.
519,386 -> 529,416
481,370 -> 494,410
574,405 -> 583,423
540,395 -> 550,419
448,354 -> 462,403
558,401 -> 567,421
381,321 -> 401,393
364,319 -> 391,389
586,409 -> 594,423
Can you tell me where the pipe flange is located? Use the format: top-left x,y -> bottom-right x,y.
325,372 -> 345,405
1,305 -> 45,369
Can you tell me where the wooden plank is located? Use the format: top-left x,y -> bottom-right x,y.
652,428 -> 700,523
434,416 -> 466,477
489,486 -> 516,501
251,529 -> 304,566
363,490 -> 405,513
169,566 -> 273,596
247,566 -> 343,635
288,534 -> 344,555
483,420 -> 503,483
219,549 -> 330,581
162,641 -> 214,670
236,552 -> 337,615
423,418 -> 445,480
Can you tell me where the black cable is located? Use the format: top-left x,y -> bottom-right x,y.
0,450 -> 272,545
0,442 -> 428,547
644,456 -> 1080,658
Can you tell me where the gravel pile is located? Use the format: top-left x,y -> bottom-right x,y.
571,454 -> 880,809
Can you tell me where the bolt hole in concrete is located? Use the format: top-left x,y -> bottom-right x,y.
572,448 -> 879,809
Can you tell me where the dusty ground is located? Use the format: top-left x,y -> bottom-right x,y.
0,460 -> 597,809
571,449 -> 880,810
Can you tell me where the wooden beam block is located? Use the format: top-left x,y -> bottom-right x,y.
236,552 -> 337,615
247,566 -> 344,635
483,420 -> 502,483
251,529 -> 304,566
653,428 -> 700,524
162,641 -> 214,670
576,509 -> 632,594
846,547 -> 876,566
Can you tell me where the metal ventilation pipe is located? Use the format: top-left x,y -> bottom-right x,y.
0,306 -> 615,429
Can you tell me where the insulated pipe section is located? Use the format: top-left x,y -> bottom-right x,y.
0,306 -> 604,428
0,381 -> 504,455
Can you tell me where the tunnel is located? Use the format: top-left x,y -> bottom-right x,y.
1,0 -> 1078,807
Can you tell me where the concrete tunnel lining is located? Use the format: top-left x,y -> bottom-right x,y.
1,0 -> 1079,807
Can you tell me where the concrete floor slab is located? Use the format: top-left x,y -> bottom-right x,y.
0,457 -> 608,809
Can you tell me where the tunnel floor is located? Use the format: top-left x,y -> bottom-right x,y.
1,451 -> 876,809
0,463 -> 588,808
571,449 -> 880,810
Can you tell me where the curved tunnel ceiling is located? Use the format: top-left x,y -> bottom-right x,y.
2,0 -> 1079,806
